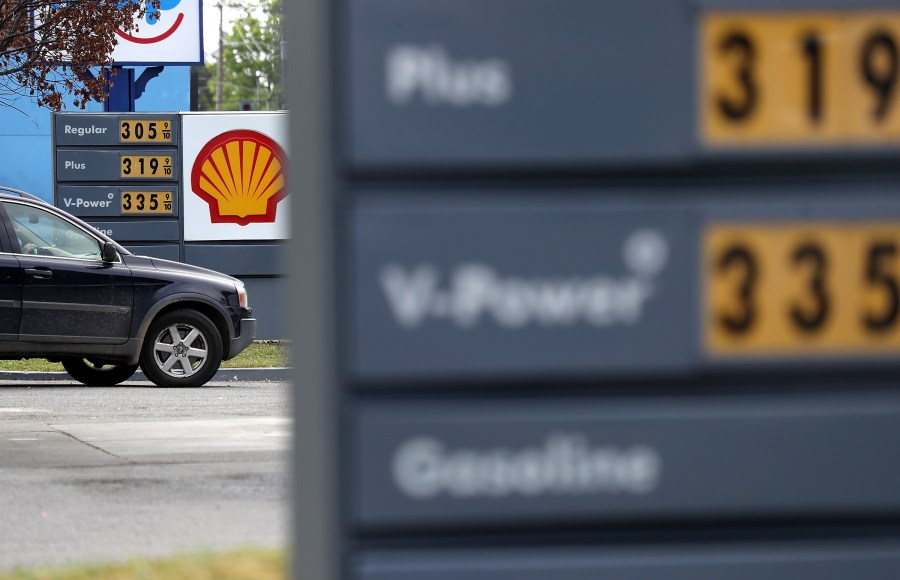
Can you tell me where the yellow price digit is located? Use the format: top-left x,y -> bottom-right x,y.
121,191 -> 175,214
120,155 -> 173,178
702,11 -> 900,145
119,120 -> 173,143
706,222 -> 900,356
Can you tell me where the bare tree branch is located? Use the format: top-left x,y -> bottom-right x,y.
0,0 -> 157,109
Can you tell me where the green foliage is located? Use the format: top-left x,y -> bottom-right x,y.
222,340 -> 288,369
201,0 -> 283,111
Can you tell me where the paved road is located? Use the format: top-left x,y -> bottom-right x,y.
0,378 -> 291,571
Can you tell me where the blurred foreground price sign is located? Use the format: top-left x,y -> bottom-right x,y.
706,221 -> 900,355
702,11 -> 900,145
351,199 -> 694,380
290,1 -> 900,580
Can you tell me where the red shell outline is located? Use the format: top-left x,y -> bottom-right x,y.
116,12 -> 184,44
191,129 -> 288,226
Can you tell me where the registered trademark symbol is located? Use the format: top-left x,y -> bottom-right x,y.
623,229 -> 669,277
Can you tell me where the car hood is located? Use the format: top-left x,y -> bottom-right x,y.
123,254 -> 240,285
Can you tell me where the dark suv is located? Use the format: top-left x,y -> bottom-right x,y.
0,187 -> 256,387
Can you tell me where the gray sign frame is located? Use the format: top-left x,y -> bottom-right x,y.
291,0 -> 342,577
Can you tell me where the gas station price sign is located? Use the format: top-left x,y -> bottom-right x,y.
120,154 -> 173,178
54,112 -> 182,250
702,11 -> 900,145
119,119 -> 173,144
54,113 -> 178,148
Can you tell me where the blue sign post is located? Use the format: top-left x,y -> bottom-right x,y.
103,66 -> 166,112
102,0 -> 203,111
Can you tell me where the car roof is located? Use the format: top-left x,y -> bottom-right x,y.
0,186 -> 46,203
0,185 -> 132,256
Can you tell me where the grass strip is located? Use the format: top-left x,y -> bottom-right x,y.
0,547 -> 286,580
0,341 -> 289,373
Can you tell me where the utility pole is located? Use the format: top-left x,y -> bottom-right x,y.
280,37 -> 286,110
216,1 -> 224,111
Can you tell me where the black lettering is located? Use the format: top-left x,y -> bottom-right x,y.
863,241 -> 900,331
717,31 -> 759,122
717,244 -> 758,334
790,242 -> 830,332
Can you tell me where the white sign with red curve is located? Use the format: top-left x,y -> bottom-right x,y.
112,0 -> 202,65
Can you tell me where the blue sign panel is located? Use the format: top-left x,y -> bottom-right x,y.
354,391 -> 900,529
357,542 -> 900,580
352,195 -> 694,381
345,0 -> 692,170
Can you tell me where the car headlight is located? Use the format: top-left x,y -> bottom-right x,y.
235,283 -> 249,309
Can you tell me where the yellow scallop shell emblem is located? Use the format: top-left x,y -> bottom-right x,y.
191,130 -> 287,225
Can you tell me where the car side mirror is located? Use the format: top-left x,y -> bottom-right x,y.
101,241 -> 118,263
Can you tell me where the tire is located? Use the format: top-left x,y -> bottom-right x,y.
62,357 -> 138,386
140,309 -> 223,388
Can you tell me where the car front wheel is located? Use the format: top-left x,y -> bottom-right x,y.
140,309 -> 223,388
62,358 -> 139,386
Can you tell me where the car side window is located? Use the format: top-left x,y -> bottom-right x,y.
3,202 -> 102,260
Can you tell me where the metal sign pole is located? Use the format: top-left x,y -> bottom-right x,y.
289,0 -> 340,578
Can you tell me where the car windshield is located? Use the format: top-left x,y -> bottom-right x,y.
4,202 -> 102,259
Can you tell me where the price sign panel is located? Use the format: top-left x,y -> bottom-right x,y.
706,221 -> 900,356
701,12 -> 900,145
55,186 -> 179,218
119,119 -> 174,144
55,114 -> 178,147
121,191 -> 174,215
54,113 -> 182,247
120,154 -> 174,179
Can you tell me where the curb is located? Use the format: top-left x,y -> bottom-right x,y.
0,367 -> 292,383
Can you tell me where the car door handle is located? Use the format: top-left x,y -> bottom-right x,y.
24,267 -> 52,279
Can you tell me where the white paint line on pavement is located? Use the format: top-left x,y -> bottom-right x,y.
0,407 -> 52,414
49,417 -> 292,458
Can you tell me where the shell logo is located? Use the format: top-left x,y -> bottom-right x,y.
191,130 -> 287,226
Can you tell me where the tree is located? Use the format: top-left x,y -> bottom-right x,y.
0,0 -> 155,110
204,0 -> 282,111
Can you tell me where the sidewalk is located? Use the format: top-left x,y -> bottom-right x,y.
0,367 -> 292,382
